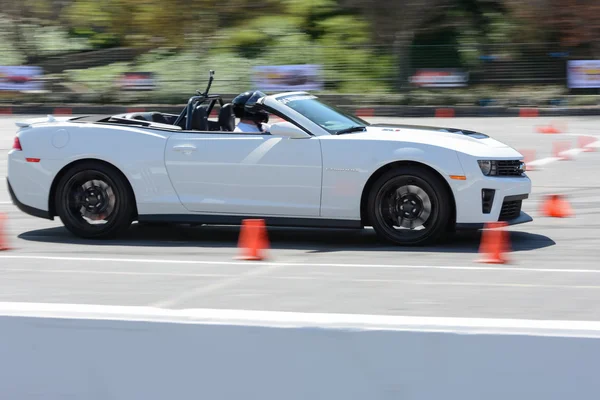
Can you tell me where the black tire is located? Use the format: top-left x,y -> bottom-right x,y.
55,161 -> 134,239
366,166 -> 451,246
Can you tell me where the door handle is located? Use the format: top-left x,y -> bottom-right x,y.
173,144 -> 197,153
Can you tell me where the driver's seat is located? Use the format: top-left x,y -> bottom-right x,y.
218,103 -> 235,131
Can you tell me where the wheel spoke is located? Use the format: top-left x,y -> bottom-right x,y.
413,186 -> 427,198
421,196 -> 432,209
73,186 -> 85,207
412,215 -> 427,227
396,215 -> 404,227
395,186 -> 409,197
419,207 -> 431,222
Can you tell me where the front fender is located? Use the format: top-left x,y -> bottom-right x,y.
319,138 -> 465,219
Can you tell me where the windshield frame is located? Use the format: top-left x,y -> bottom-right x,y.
273,93 -> 370,135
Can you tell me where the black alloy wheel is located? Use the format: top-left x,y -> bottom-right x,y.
367,166 -> 451,246
55,162 -> 134,239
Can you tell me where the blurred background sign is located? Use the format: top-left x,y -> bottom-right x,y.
252,65 -> 323,92
567,60 -> 600,89
409,69 -> 469,88
0,66 -> 44,92
118,72 -> 156,91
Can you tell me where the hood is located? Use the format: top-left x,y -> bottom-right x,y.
344,123 -> 521,158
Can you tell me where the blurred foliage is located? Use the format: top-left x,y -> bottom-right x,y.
61,0 -> 284,49
0,14 -> 91,63
44,0 -> 393,95
227,28 -> 274,59
1,0 -> 599,102
505,0 -> 600,52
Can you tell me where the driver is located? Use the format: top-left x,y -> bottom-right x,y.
232,90 -> 271,133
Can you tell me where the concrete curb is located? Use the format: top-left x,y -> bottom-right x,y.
2,302 -> 600,400
1,104 -> 600,117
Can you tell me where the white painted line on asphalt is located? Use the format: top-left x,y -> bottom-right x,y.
2,254 -> 600,274
2,301 -> 600,337
2,267 -> 600,290
526,133 -> 598,168
0,267 -> 231,278
264,275 -> 600,290
322,278 -> 600,290
560,148 -> 585,158
528,157 -> 561,166
588,141 -> 600,148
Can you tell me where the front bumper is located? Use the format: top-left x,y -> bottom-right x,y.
451,147 -> 533,227
456,211 -> 533,229
6,178 -> 52,220
453,177 -> 532,224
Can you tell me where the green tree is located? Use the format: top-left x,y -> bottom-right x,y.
507,0 -> 600,56
337,0 -> 453,89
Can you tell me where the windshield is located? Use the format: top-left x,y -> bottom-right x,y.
277,94 -> 369,134
245,90 -> 267,110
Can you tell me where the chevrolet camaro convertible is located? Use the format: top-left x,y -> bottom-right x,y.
7,72 -> 532,245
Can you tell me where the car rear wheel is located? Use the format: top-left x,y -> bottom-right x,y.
367,166 -> 451,246
55,162 -> 134,239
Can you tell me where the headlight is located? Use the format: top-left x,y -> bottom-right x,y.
477,160 -> 496,176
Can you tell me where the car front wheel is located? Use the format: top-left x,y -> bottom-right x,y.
55,162 -> 134,239
367,166 -> 451,246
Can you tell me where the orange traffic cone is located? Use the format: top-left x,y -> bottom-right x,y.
0,213 -> 11,251
540,194 -> 573,218
536,125 -> 559,134
476,222 -> 510,264
535,121 -> 566,134
236,219 -> 269,260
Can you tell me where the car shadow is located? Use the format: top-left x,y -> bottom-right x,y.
18,223 -> 556,254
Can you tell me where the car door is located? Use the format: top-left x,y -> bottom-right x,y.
164,131 -> 323,216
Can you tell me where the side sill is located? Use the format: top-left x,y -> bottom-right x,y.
137,214 -> 363,229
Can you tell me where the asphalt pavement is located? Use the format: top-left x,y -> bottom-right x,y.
1,115 -> 599,320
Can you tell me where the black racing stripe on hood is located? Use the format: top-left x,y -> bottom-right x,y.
370,123 -> 489,139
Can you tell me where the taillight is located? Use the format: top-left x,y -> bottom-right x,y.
12,137 -> 22,151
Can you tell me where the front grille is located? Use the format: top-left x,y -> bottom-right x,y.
499,200 -> 522,221
497,160 -> 524,177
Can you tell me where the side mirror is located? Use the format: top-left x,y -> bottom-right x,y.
269,121 -> 309,139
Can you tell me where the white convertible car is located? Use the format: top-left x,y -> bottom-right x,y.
6,74 -> 531,245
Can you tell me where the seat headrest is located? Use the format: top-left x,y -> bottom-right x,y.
218,103 -> 235,131
191,106 -> 208,131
